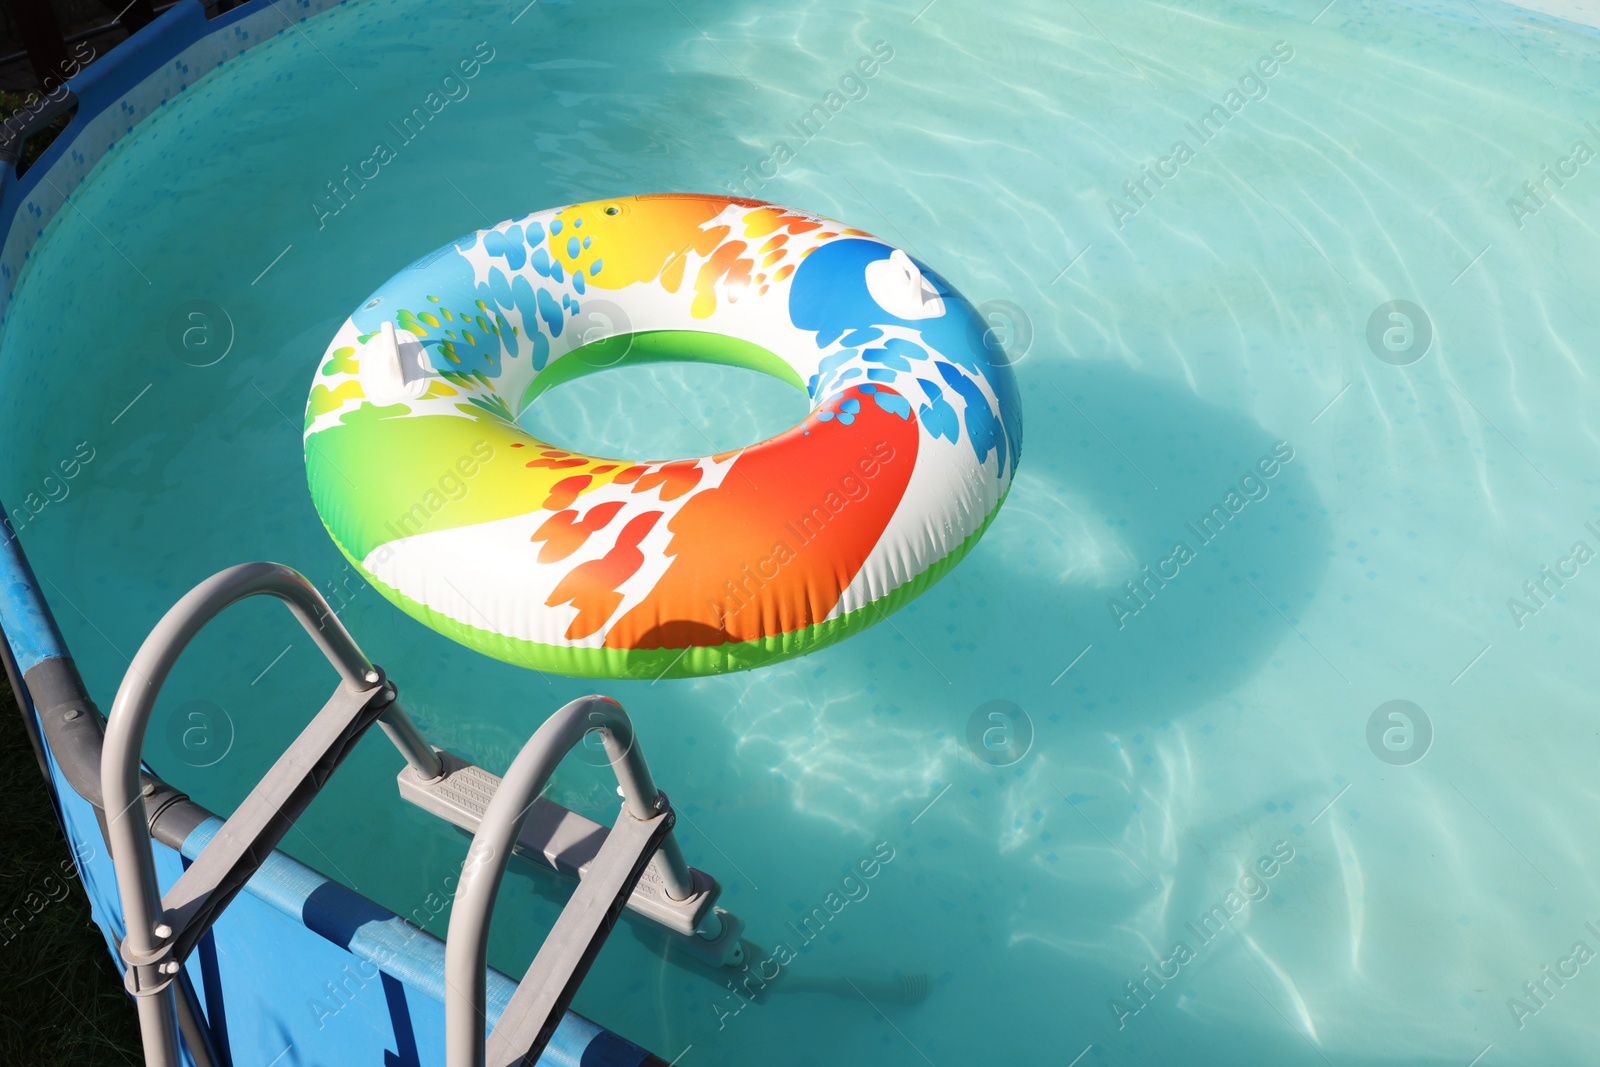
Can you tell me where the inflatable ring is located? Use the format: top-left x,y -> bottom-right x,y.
304,194 -> 1022,679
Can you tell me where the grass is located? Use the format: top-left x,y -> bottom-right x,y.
0,671 -> 144,1065
0,89 -> 73,170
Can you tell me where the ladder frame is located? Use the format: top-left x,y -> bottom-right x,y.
100,562 -> 444,1067
443,696 -> 688,1066
98,561 -> 738,1067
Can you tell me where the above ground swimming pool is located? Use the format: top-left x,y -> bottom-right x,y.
5,0 -> 1600,1063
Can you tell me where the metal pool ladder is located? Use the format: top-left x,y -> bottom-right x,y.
101,562 -> 742,1067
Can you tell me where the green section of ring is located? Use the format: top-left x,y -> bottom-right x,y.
518,329 -> 809,414
307,414 -> 562,562
332,487 -> 1006,679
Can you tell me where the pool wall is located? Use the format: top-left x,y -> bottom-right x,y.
0,3 -> 666,1064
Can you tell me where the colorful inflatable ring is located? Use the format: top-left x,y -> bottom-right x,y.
304,194 -> 1022,679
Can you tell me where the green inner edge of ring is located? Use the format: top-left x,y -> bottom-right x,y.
517,329 -> 811,421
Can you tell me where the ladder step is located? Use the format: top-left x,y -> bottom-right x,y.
485,804 -> 673,1066
398,751 -> 721,937
162,681 -> 391,959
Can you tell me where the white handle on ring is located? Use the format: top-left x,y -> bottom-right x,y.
358,321 -> 433,404
865,248 -> 946,320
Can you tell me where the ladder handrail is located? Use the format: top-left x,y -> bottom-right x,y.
99,562 -> 712,1067
99,561 -> 438,1067
444,695 -> 691,1067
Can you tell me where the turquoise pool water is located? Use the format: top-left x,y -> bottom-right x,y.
6,0 -> 1600,1062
